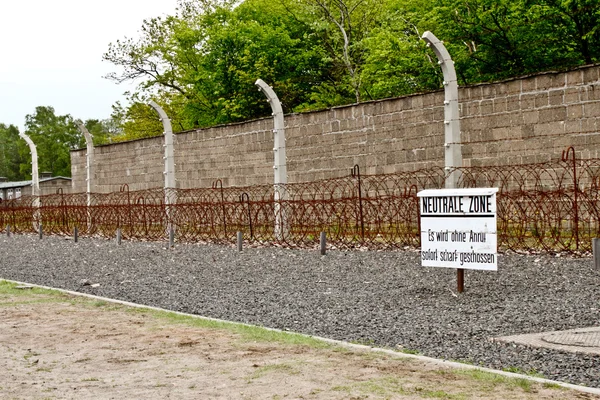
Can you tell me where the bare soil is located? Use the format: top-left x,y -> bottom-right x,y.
0,288 -> 597,400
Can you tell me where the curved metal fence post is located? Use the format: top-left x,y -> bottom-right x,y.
255,79 -> 288,241
422,32 -> 465,292
149,101 -> 176,239
75,120 -> 95,233
19,132 -> 40,230
421,31 -> 463,189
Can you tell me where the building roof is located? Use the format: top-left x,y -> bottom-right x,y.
0,176 -> 71,190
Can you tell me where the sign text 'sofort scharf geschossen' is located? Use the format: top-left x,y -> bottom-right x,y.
417,188 -> 499,271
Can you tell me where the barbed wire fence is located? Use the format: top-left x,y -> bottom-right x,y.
1,146 -> 599,254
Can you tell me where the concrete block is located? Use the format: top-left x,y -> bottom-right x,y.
536,74 -> 554,90
482,85 -> 496,99
583,67 -> 600,84
520,125 -> 534,139
522,110 -> 539,125
548,89 -> 565,105
566,70 -> 583,86
506,79 -> 521,94
540,106 -> 566,122
493,98 -> 508,113
521,77 -> 536,93
589,84 -> 600,101
534,93 -> 549,108
584,102 -> 600,118
533,121 -> 565,137
480,99 -> 494,115
567,104 -> 584,119
564,120 -> 582,133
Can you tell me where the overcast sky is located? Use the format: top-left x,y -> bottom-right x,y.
0,0 -> 179,131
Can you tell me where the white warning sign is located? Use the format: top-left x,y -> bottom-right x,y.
417,188 -> 498,271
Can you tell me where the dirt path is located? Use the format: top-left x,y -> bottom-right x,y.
0,282 -> 596,400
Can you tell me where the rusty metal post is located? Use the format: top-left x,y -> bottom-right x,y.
38,223 -> 42,239
116,228 -> 122,245
351,165 -> 365,241
422,31 -> 464,293
213,179 -> 227,239
74,226 -> 78,243
6,225 -> 9,237
255,79 -> 288,241
457,268 -> 465,293
562,146 -> 579,250
240,193 -> 253,240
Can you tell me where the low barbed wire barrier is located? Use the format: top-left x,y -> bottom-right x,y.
1,147 -> 599,254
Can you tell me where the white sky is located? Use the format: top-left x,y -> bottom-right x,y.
0,0 -> 179,131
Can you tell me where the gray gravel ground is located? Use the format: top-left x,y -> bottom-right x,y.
1,234 -> 599,387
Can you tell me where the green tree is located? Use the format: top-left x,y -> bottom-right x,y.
24,106 -> 83,178
359,0 -> 442,98
0,124 -> 28,181
103,0 -> 332,129
430,0 -> 600,84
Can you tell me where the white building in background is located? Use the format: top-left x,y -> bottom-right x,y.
0,173 -> 72,200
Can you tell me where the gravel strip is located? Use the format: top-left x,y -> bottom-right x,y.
1,234 -> 599,387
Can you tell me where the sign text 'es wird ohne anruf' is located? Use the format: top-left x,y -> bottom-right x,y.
417,188 -> 499,271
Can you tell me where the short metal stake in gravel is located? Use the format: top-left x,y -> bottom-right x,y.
38,223 -> 43,239
116,228 -> 122,245
74,227 -> 78,243
237,231 -> 243,252
6,225 -> 9,237
320,231 -> 327,255
593,238 -> 600,268
169,227 -> 175,249
457,269 -> 464,293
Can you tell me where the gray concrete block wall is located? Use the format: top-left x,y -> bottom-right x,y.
70,64 -> 600,193
72,136 -> 164,193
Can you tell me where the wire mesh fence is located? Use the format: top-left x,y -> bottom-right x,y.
1,147 -> 599,253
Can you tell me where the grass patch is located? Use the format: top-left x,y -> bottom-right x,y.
502,366 -> 545,378
24,351 -> 40,360
331,376 -> 468,398
249,363 -> 300,380
416,389 -> 467,399
0,280 -> 60,298
0,279 -> 334,351
542,382 -> 565,390
399,348 -> 420,355
350,338 -> 376,346
456,368 -> 544,393
128,306 -> 333,349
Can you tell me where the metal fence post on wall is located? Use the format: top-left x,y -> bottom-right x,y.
75,120 -> 95,233
422,31 -> 465,292
18,132 -> 41,231
149,101 -> 176,240
255,79 -> 289,241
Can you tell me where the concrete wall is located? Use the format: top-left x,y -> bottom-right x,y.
71,64 -> 600,193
